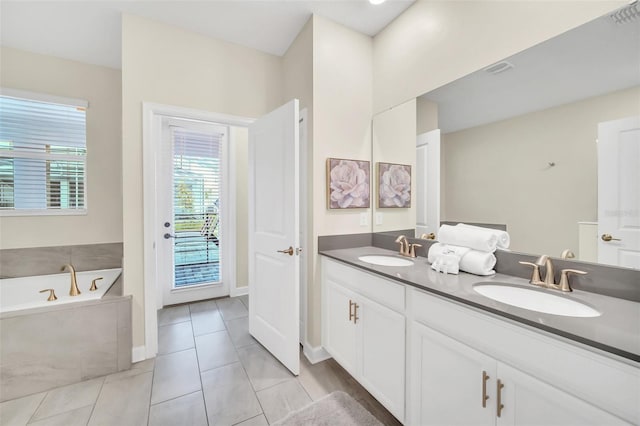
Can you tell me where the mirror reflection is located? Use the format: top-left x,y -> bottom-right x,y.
375,9 -> 640,269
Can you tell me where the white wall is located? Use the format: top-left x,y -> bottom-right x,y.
122,14 -> 283,348
0,47 -> 122,249
443,86 -> 640,256
372,99 -> 417,232
309,15 -> 373,346
373,1 -> 625,113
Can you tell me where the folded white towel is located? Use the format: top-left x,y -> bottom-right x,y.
457,223 -> 510,249
437,224 -> 498,253
431,253 -> 460,274
428,243 -> 496,276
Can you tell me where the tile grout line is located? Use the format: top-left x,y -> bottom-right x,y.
24,391 -> 49,425
146,354 -> 157,426
189,306 -> 210,426
84,377 -> 106,426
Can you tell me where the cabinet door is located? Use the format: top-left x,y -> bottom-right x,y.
359,294 -> 405,422
323,279 -> 359,377
410,321 -> 496,426
497,363 -> 629,426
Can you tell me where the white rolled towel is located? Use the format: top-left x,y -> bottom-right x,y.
428,243 -> 496,276
437,224 -> 498,253
457,223 -> 510,249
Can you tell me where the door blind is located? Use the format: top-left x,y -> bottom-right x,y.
171,125 -> 224,286
0,94 -> 87,213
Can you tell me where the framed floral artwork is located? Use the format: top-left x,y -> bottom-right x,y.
326,158 -> 370,209
377,162 -> 411,208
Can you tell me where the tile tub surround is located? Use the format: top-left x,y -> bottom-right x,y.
0,242 -> 123,279
0,295 -> 132,402
319,245 -> 640,363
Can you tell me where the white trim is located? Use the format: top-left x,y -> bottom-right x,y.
1,87 -> 88,108
227,127 -> 239,298
142,102 -> 254,360
231,286 -> 249,297
302,341 -> 332,364
132,345 -> 146,363
299,108 -> 308,346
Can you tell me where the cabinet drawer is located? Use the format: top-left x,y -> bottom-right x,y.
323,258 -> 405,313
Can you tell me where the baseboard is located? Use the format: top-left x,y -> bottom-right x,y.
302,341 -> 331,364
132,346 -> 146,363
230,286 -> 249,297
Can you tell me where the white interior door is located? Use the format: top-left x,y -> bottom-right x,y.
248,99 -> 300,375
416,129 -> 441,238
597,116 -> 640,269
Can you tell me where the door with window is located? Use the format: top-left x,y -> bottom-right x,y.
158,117 -> 230,306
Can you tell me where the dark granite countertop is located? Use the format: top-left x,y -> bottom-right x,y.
320,246 -> 640,364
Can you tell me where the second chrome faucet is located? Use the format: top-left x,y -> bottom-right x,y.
395,235 -> 422,258
519,255 -> 587,292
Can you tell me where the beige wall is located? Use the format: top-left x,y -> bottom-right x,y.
417,97 -> 438,135
232,127 -> 249,288
309,16 -> 373,345
122,14 -> 283,347
372,99 -> 417,232
373,1 -> 625,113
0,47 -> 122,249
282,18 -> 314,342
443,86 -> 640,256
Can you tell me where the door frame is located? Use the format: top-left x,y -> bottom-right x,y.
142,102 -> 252,360
416,129 -> 441,238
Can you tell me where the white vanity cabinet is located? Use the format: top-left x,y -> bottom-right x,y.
321,258 -> 406,422
408,287 -> 637,426
320,256 -> 638,426
410,321 -> 628,426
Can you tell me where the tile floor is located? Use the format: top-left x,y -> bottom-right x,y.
1,295 -> 401,426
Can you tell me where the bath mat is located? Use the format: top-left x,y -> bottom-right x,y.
272,391 -> 383,426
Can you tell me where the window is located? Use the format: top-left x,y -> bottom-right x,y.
0,89 -> 88,215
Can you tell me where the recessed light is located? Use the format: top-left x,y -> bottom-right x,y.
369,0 -> 387,5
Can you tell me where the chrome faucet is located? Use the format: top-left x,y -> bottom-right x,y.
394,235 -> 422,258
395,235 -> 409,256
520,255 -> 586,292
61,264 -> 81,296
535,255 -> 555,287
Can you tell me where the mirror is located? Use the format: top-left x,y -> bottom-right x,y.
372,8 -> 640,269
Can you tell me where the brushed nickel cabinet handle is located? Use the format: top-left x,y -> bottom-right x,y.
349,300 -> 355,322
353,303 -> 359,324
497,379 -> 505,417
482,371 -> 490,408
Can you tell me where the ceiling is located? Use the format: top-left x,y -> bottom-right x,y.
0,0 -> 415,70
423,7 -> 640,134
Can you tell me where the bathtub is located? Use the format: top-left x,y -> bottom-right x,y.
0,268 -> 122,314
0,268 -> 131,402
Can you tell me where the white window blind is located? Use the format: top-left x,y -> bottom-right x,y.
0,92 -> 87,215
171,126 -> 222,226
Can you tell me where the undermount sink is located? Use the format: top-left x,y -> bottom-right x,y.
473,283 -> 601,318
358,255 -> 414,267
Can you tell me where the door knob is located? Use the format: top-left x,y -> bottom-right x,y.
164,233 -> 176,239
601,233 -> 621,242
277,246 -> 294,256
